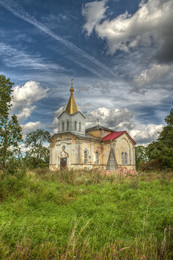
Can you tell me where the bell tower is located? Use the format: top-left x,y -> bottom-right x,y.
58,80 -> 86,135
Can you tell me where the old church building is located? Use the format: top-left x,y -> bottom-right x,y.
49,82 -> 136,171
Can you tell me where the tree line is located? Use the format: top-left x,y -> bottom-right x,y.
0,75 -> 50,174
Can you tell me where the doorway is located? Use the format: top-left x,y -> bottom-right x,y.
60,157 -> 67,169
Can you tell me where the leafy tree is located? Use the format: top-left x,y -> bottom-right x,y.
158,108 -> 173,148
144,109 -> 173,170
135,145 -> 148,169
25,129 -> 51,168
0,115 -> 23,168
0,75 -> 22,169
0,75 -> 14,123
146,141 -> 161,161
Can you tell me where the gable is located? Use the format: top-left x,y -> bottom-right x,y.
102,131 -> 136,144
86,125 -> 113,139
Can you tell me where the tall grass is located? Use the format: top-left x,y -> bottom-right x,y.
0,169 -> 172,259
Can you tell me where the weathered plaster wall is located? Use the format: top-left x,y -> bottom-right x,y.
49,133 -> 136,171
115,133 -> 135,169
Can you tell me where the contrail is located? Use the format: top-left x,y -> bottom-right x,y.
0,0 -> 115,78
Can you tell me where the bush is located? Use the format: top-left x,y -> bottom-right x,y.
138,159 -> 163,171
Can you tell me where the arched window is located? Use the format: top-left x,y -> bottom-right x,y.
74,121 -> 77,130
125,152 -> 128,165
67,121 -> 69,131
96,151 -> 99,165
62,122 -> 64,132
121,152 -> 124,165
79,122 -> 81,131
84,150 -> 88,164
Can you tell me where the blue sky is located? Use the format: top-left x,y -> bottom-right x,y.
0,0 -> 173,144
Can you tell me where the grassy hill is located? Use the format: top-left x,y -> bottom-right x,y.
0,169 -> 173,259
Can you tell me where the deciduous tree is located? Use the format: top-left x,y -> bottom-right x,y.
25,129 -> 51,168
0,75 -> 22,169
135,145 -> 148,169
0,75 -> 13,123
146,109 -> 173,169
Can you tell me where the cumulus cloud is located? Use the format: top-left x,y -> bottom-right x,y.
86,107 -> 134,130
17,106 -> 36,121
82,0 -> 173,61
11,81 -> 48,121
22,121 -> 42,135
130,124 -> 163,144
82,0 -> 108,35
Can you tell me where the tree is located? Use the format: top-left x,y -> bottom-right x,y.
145,109 -> 173,170
135,145 -> 148,169
0,75 -> 23,169
0,114 -> 23,168
158,108 -> 173,148
0,75 -> 14,123
25,129 -> 51,168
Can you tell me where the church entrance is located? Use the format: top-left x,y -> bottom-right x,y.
60,158 -> 67,169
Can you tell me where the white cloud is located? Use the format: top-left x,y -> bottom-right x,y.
11,81 -> 48,121
82,0 -> 108,35
86,107 -> 134,130
130,124 -> 163,144
17,106 -> 36,121
133,63 -> 172,87
82,0 -> 173,56
22,121 -> 42,135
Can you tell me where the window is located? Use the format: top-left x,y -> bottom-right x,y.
122,152 -> 128,165
67,121 -> 69,131
121,152 -> 124,165
62,122 -> 64,132
84,150 -> 88,164
125,152 -> 128,165
96,151 -> 99,165
74,121 -> 77,130
79,122 -> 81,131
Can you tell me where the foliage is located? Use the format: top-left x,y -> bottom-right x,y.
25,129 -> 51,168
0,76 -> 23,170
137,109 -> 173,171
0,75 -> 14,122
135,145 -> 148,169
0,170 -> 172,259
0,114 -> 23,169
147,109 -> 173,169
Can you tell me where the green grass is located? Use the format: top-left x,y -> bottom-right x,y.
0,169 -> 173,259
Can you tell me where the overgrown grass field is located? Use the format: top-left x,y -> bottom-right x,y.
0,169 -> 173,259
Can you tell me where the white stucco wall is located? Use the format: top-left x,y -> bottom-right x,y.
58,111 -> 86,135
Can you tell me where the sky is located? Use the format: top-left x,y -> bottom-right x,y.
0,0 -> 173,145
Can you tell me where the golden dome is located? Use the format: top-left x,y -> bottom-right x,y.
65,79 -> 78,114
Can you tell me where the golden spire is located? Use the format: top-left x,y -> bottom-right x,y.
65,79 -> 78,114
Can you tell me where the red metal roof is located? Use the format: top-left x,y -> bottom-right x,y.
102,131 -> 125,141
102,131 -> 136,144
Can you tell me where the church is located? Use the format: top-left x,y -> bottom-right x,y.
49,81 -> 136,171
